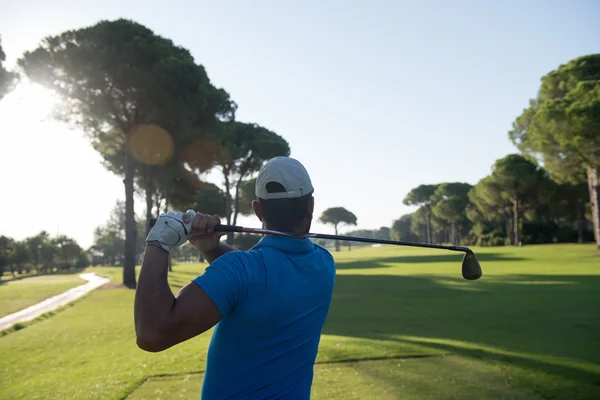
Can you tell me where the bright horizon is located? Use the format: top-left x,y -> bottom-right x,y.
1,1 -> 599,248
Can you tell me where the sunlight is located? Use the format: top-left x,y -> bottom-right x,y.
0,81 -> 58,122
0,80 -> 124,248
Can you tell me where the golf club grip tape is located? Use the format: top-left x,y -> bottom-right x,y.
147,218 -> 242,233
214,225 -> 244,233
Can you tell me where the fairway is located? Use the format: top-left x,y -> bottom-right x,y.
0,273 -> 86,318
1,244 -> 599,399
129,356 -> 543,400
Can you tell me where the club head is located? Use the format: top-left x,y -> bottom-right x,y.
462,251 -> 482,280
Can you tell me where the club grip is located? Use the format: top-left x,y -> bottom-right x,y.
214,225 -> 244,233
147,218 -> 242,233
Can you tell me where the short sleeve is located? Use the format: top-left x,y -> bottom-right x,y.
192,252 -> 247,317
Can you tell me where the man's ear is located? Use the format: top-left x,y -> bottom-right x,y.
252,199 -> 263,222
308,196 -> 314,219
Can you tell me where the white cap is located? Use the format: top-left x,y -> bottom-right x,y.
255,157 -> 314,199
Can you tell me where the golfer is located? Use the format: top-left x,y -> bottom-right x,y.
134,156 -> 336,399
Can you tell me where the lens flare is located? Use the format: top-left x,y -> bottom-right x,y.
128,124 -> 174,165
179,138 -> 228,173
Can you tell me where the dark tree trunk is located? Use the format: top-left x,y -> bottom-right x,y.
232,178 -> 243,226
587,166 -> 600,248
154,191 -> 162,217
123,153 -> 137,289
505,214 -> 514,245
576,203 -> 585,244
451,222 -> 457,245
334,224 -> 340,252
224,169 -> 234,245
231,161 -> 251,227
513,195 -> 520,246
426,208 -> 432,243
168,254 -> 172,272
145,193 -> 153,235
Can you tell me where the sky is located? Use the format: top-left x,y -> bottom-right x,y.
0,0 -> 599,248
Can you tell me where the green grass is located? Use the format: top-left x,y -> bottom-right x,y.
0,273 -> 86,318
0,244 -> 599,399
129,356 -> 543,400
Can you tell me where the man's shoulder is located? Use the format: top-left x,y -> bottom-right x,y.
313,242 -> 334,260
215,249 -> 262,267
239,239 -> 335,267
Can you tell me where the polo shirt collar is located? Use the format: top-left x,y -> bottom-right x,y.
251,235 -> 314,253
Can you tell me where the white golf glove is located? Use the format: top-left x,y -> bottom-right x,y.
145,210 -> 196,252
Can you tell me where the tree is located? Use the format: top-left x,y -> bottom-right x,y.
391,214 -> 419,242
10,241 -> 31,276
432,183 -> 472,245
24,231 -> 53,273
91,201 -> 127,266
487,155 -> 550,245
551,182 -> 590,243
236,178 -> 257,217
509,54 -> 600,248
409,207 -> 429,242
52,235 -> 83,270
170,242 -> 200,263
217,122 -> 289,233
467,176 -> 513,246
375,227 -> 391,241
157,171 -> 210,213
0,36 -> 18,101
187,122 -> 290,244
0,236 -> 15,277
232,234 -> 261,250
318,207 -> 357,252
91,226 -> 124,266
0,236 -> 29,277
39,237 -> 58,273
188,184 -> 228,216
18,19 -> 235,286
403,184 -> 438,243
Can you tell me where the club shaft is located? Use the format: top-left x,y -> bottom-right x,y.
215,225 -> 471,253
148,218 -> 471,253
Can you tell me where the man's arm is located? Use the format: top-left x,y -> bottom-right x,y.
203,241 -> 235,263
187,214 -> 237,263
134,243 -> 223,352
134,212 -> 243,352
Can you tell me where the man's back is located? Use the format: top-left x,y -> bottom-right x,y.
193,235 -> 336,399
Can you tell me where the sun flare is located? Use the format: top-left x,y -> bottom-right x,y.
0,81 -> 58,123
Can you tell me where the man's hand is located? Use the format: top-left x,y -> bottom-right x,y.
188,213 -> 225,255
146,210 -> 196,252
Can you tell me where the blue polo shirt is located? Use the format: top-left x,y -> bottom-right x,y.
192,235 -> 336,399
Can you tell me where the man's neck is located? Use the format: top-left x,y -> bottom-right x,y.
264,225 -> 309,236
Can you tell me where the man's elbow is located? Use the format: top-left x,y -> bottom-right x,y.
136,331 -> 169,353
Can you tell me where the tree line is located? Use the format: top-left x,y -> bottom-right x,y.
392,54 -> 599,248
391,153 -> 591,247
0,232 -> 89,278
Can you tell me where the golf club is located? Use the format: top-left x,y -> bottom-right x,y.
149,219 -> 482,280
